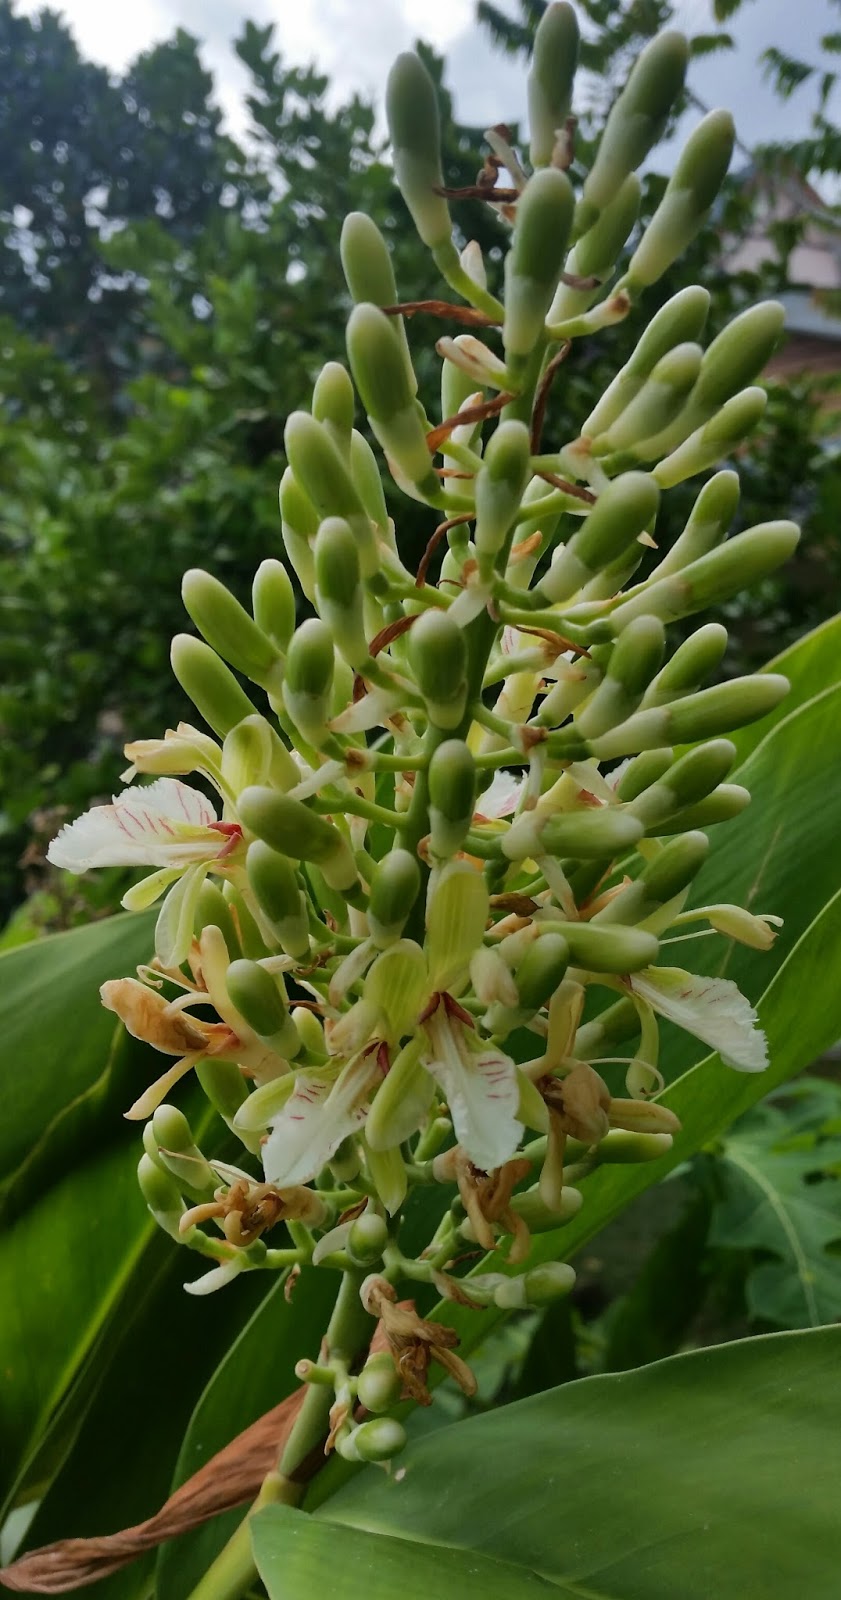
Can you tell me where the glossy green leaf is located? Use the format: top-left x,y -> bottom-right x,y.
709,1078 -> 841,1328
155,1269 -> 337,1600
728,610 -> 841,765
287,1327 -> 841,1600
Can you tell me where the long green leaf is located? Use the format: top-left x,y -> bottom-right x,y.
281,1327 -> 841,1600
729,610 -> 841,765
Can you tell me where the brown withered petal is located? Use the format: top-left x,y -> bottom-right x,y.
544,1063 -> 611,1145
0,1392 -> 305,1593
100,979 -> 207,1056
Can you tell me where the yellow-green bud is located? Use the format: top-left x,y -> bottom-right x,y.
576,615 -> 665,739
581,286 -> 709,439
474,420 -> 532,580
341,213 -> 416,394
623,110 -> 735,293
614,748 -> 674,802
693,301 -> 786,413
181,570 -> 283,694
527,2 -> 579,167
642,623 -> 728,708
504,1184 -> 582,1232
247,841 -> 310,959
592,343 -> 703,459
348,1212 -> 389,1266
503,805 -> 643,862
284,411 -> 378,573
356,1352 -> 402,1414
152,1104 -> 216,1197
650,471 -> 739,581
428,738 -> 476,858
225,958 -> 301,1058
515,931 -> 570,1011
195,1058 -> 250,1134
386,52 -> 451,250
283,619 -> 335,748
548,175 -> 641,324
170,634 -> 257,738
654,783 -> 750,833
504,167 -> 575,364
578,31 -> 689,230
137,1153 -> 187,1240
595,829 -> 709,925
240,787 -> 359,893
610,519 -> 800,632
195,879 -> 241,955
368,849 -> 422,947
279,467 -> 318,599
522,1261 -> 577,1306
350,429 -> 390,530
346,303 -> 437,498
252,560 -> 296,655
595,1129 -> 674,1164
407,609 -> 468,730
549,921 -> 658,972
667,675 -> 788,745
221,715 -> 275,794
537,473 -> 660,604
313,361 -> 355,458
314,517 -> 369,668
627,738 -> 736,827
653,386 -> 767,489
349,1416 -> 407,1463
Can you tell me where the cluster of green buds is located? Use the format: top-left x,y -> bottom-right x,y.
49,7 -> 792,1460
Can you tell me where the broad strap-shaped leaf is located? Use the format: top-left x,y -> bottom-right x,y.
257,1327 -> 841,1600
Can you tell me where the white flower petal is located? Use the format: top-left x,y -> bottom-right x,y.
262,1060 -> 372,1186
47,779 -> 221,872
475,770 -> 526,820
424,1029 -> 522,1171
629,966 -> 768,1073
155,863 -> 209,968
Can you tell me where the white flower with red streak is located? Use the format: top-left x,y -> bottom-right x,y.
47,778 -> 244,966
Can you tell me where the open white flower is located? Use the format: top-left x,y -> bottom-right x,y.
262,1054 -> 376,1187
422,993 -> 522,1171
628,966 -> 768,1072
48,778 -> 244,966
474,769 -> 526,821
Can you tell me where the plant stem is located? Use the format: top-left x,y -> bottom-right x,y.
279,1269 -> 372,1478
184,1473 -> 298,1600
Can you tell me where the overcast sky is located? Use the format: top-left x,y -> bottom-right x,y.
20,0 -> 841,160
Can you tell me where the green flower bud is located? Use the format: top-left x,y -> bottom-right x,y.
429,738 -> 476,857
693,301 -> 786,413
368,850 -> 422,947
314,517 -> 369,668
623,111 -> 735,293
181,570 -> 283,694
593,343 -> 703,459
386,52 -> 451,250
594,1129 -> 674,1164
474,420 -> 532,580
195,879 -> 241,955
313,361 -> 355,458
283,619 -> 335,748
666,674 -> 788,745
548,175 -> 641,324
515,932 -> 570,1011
224,884 -> 270,960
284,411 -> 378,574
407,609 -> 468,730
152,1104 -> 217,1197
356,1352 -> 402,1414
653,783 -> 750,833
350,1416 -> 408,1463
350,429 -> 390,530
581,286 -> 709,439
348,1211 -> 390,1266
537,473 -> 660,604
576,615 -> 665,739
252,560 -> 296,655
549,921 -> 659,972
527,2 -> 579,167
225,958 -> 301,1058
610,519 -> 800,632
195,1059 -> 252,1148
642,623 -> 728,708
505,1184 -> 582,1232
522,1261 -> 577,1306
650,471 -> 739,581
504,167 -> 575,365
346,304 -> 437,498
170,634 -> 257,738
240,788 -> 359,894
653,386 -> 768,489
142,1121 -> 166,1171
626,738 -> 736,828
594,829 -> 709,925
341,213 -> 416,395
614,748 -> 674,802
137,1153 -> 187,1241
279,467 -> 318,599
578,31 -> 689,230
441,352 -> 481,436
503,805 -> 643,862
